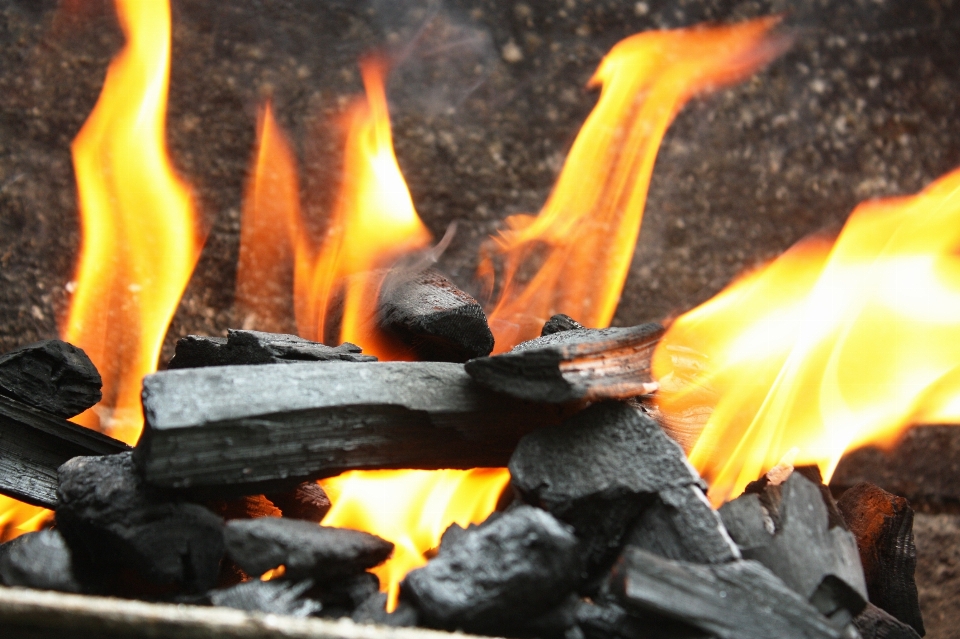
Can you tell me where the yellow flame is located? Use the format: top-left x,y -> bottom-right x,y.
0,497 -> 51,543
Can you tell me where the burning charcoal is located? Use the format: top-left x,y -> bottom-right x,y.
611,547 -> 843,639
208,578 -> 322,617
136,361 -> 566,496
205,495 -> 281,520
836,482 -> 924,635
0,529 -> 80,593
509,401 -> 714,576
0,339 -> 101,418
854,603 -> 922,639
576,600 -> 709,639
223,517 -> 393,582
718,473 -> 867,624
166,329 -> 376,369
624,483 -> 740,564
465,323 -> 664,403
55,452 -> 224,592
351,592 -> 419,627
0,394 -> 129,508
377,268 -> 495,362
402,505 -> 581,634
541,314 -> 585,336
266,482 -> 331,521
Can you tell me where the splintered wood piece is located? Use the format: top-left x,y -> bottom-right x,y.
136,362 -> 567,497
0,340 -> 102,418
377,269 -> 494,363
0,395 -> 129,508
167,329 -> 376,369
836,482 -> 924,635
465,323 -> 665,403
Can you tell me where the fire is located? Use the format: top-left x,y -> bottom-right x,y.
480,18 -> 788,350
654,167 -> 960,505
64,0 -> 201,444
0,496 -> 50,543
320,469 -> 510,611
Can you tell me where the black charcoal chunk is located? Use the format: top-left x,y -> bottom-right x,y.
611,547 -> 842,639
0,529 -> 80,593
266,482 -> 331,521
854,603 -> 921,639
517,593 -> 585,639
208,578 -> 322,617
167,329 -> 375,369
310,572 -> 380,613
55,452 -> 224,592
837,482 -> 924,635
223,517 -> 393,581
377,268 -> 495,362
541,314 -> 585,336
576,600 -> 710,639
625,484 -> 740,564
0,394 -> 129,509
351,592 -> 419,627
465,323 -> 663,403
509,401 -> 708,575
403,505 -> 581,634
0,340 -> 101,418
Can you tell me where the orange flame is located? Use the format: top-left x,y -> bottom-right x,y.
654,168 -> 960,505
480,18 -> 787,350
63,0 -> 201,444
321,469 -> 510,612
0,496 -> 51,543
293,58 -> 432,356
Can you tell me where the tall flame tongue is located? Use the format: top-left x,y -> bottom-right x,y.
65,0 -> 201,444
654,167 -> 960,505
481,18 -> 787,350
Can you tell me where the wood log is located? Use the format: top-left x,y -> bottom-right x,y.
377,269 -> 494,363
465,323 -> 664,403
0,340 -> 101,418
167,329 -> 376,369
0,395 -> 129,509
135,362 -> 568,497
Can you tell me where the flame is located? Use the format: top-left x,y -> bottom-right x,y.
480,18 -> 787,350
654,168 -> 960,505
0,496 -> 51,543
293,58 -> 431,356
320,469 -> 510,612
63,0 -> 200,444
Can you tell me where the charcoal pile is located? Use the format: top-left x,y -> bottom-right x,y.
0,329 -> 926,638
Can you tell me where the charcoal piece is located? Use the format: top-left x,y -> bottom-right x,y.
541,314 -> 585,336
576,600 -> 709,639
136,361 -> 567,496
0,529 -> 80,593
223,517 -> 393,581
837,482 -> 924,635
0,340 -> 101,418
465,323 -> 664,403
402,505 -> 581,634
509,401 -> 710,575
351,592 -> 419,627
625,484 -> 740,564
266,482 -> 331,521
205,495 -> 281,520
310,572 -> 380,611
718,473 -> 867,621
854,603 -> 922,639
208,578 -> 322,617
167,329 -> 376,369
611,547 -> 842,639
377,268 -> 495,362
517,593 -> 585,639
55,452 -> 224,592
0,394 -> 130,508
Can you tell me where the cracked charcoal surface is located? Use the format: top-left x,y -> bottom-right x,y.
0,529 -> 80,593
0,339 -> 101,418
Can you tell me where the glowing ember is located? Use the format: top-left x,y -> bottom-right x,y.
654,167 -> 960,505
64,0 -> 201,445
479,17 -> 788,350
0,496 -> 49,543
321,469 -> 510,612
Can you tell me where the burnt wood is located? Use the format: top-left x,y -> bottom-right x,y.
266,482 -> 331,522
465,323 -> 664,403
540,314 -> 584,336
610,547 -> 843,639
0,530 -> 79,593
836,482 -> 924,635
135,361 -> 567,496
377,269 -> 494,362
0,340 -> 102,418
167,329 -> 375,369
854,603 -> 922,639
0,394 -> 130,508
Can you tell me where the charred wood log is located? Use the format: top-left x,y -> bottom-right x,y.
854,603 -> 922,639
266,482 -> 331,522
540,314 -> 584,336
167,329 -> 375,369
465,323 -> 664,403
0,530 -> 80,593
0,395 -> 129,509
0,340 -> 101,418
135,361 -> 567,496
836,482 -> 924,635
376,269 -> 494,362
